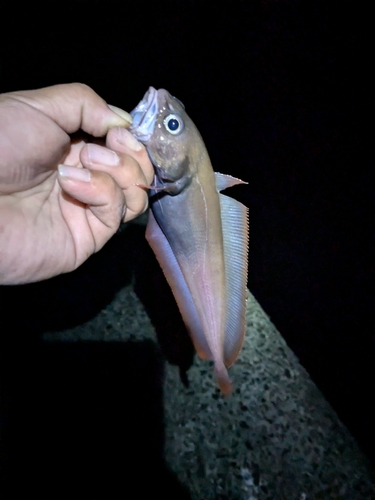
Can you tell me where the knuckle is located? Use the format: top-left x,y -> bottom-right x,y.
70,82 -> 93,94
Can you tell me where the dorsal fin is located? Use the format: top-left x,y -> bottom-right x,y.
215,173 -> 249,367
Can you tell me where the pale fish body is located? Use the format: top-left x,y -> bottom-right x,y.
130,87 -> 249,393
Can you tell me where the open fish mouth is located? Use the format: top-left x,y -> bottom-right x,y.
130,86 -> 158,142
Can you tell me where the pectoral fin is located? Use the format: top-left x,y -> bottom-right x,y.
216,173 -> 249,367
215,172 -> 248,191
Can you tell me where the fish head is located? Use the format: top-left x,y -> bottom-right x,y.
130,87 -> 201,193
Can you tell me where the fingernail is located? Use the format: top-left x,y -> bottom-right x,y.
108,104 -> 132,126
86,144 -> 119,166
116,127 -> 143,151
58,165 -> 91,182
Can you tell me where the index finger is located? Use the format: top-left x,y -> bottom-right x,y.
4,83 -> 132,137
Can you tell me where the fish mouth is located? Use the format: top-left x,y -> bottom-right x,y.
130,86 -> 158,143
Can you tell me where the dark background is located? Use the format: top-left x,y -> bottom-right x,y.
0,0 -> 373,491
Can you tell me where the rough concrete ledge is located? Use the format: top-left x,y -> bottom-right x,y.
45,286 -> 374,499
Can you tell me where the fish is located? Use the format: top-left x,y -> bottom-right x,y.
130,87 -> 249,394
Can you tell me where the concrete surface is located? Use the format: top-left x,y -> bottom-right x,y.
43,279 -> 375,499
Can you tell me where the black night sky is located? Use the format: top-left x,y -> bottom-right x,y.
0,0 -> 373,489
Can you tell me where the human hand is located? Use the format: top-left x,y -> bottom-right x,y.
0,83 -> 154,284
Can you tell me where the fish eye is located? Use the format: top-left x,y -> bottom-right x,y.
164,114 -> 184,135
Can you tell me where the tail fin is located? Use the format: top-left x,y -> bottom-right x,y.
214,360 -> 232,395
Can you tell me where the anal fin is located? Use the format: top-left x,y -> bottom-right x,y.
145,210 -> 212,360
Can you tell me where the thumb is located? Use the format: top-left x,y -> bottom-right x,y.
5,83 -> 132,137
